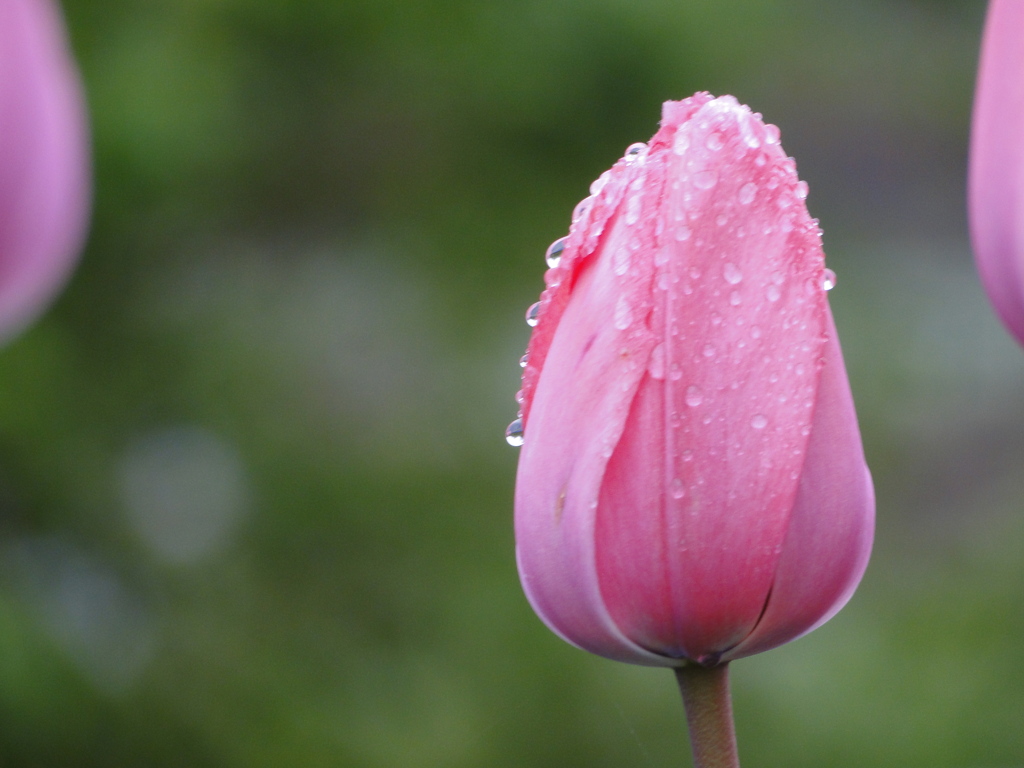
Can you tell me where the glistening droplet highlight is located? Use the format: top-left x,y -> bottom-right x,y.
505,419 -> 524,447
546,237 -> 567,269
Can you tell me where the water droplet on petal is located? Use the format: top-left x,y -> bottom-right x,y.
681,449 -> 694,462
766,285 -> 781,303
625,195 -> 641,225
514,389 -> 525,405
673,131 -> 691,156
505,419 -> 524,446
590,172 -> 610,196
671,478 -> 686,499
545,237 -> 567,268
739,117 -> 761,149
702,344 -> 716,358
612,247 -> 630,276
764,124 -> 781,144
750,325 -> 762,339
613,295 -> 632,330
572,197 -> 592,222
519,354 -> 529,368
730,291 -> 742,306
685,386 -> 704,407
795,180 -> 809,200
693,170 -> 718,190
737,182 -> 758,205
823,268 -> 837,291
751,414 -> 768,430
674,224 -> 692,242
723,263 -> 743,285
705,132 -> 724,151
624,142 -> 647,164
526,302 -> 541,326
648,343 -> 666,379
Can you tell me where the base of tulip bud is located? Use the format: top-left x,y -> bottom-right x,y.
674,662 -> 740,768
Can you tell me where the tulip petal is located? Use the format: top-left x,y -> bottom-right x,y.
515,171 -> 669,666
725,309 -> 873,660
0,0 -> 90,340
594,99 -> 827,662
969,0 -> 1024,345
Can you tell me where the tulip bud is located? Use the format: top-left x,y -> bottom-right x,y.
969,0 -> 1024,347
512,94 -> 873,667
0,0 -> 90,341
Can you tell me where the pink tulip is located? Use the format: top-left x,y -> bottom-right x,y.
0,0 -> 90,342
969,0 -> 1024,347
512,94 -> 874,667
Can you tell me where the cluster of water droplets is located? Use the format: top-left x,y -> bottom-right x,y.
643,98 -> 844,504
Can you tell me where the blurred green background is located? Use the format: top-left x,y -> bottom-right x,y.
0,0 -> 1019,765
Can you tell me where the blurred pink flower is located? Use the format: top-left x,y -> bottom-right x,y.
0,0 -> 90,341
511,94 -> 873,666
970,0 -> 1024,346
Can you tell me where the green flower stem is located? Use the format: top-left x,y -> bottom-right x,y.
674,662 -> 740,768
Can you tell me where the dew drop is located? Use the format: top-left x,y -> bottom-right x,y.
612,247 -> 630,276
673,131 -> 691,156
738,182 -> 757,205
625,194 -> 641,225
823,268 -> 837,291
590,172 -> 610,196
572,197 -> 592,222
750,325 -> 762,339
693,170 -> 718,190
681,449 -> 694,462
545,237 -> 567,268
766,175 -> 780,190
505,419 -> 524,446
751,414 -> 768,430
685,385 -> 704,407
766,285 -> 781,302
514,389 -> 525,405
771,270 -> 785,285
657,272 -> 671,291
716,214 -> 728,227
674,224 -> 692,242
702,344 -> 716,359
764,124 -> 781,144
705,132 -> 724,151
795,180 -> 809,200
670,363 -> 683,381
624,142 -> 647,164
723,262 -> 743,285
648,343 -> 666,379
755,153 -> 767,167
730,291 -> 742,306
613,295 -> 632,330
519,354 -> 529,368
739,117 -> 761,149
671,478 -> 686,499
526,302 -> 541,326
